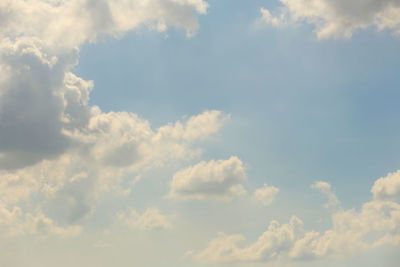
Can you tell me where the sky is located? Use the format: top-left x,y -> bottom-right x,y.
0,0 -> 400,266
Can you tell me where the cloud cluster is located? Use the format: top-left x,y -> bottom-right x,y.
259,0 -> 400,39
0,110 -> 228,230
0,0 -> 217,236
0,203 -> 81,237
191,174 -> 400,263
0,0 -> 210,170
168,156 -> 247,200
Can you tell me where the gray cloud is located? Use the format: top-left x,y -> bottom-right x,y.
0,45 -> 76,169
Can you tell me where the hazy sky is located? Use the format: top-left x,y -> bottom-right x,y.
0,1 -> 400,266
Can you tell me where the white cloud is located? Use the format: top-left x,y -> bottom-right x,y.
168,156 -> 247,200
190,172 -> 400,263
117,207 -> 173,230
253,184 -> 279,206
371,170 -> 400,201
259,0 -> 400,39
311,181 -> 340,210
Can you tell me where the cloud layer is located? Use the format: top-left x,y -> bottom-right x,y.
0,2 -> 399,266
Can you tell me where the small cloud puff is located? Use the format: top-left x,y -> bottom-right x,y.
253,184 -> 279,206
311,181 -> 340,210
168,156 -> 247,200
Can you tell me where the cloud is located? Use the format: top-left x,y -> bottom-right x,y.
259,0 -> 400,39
190,172 -> 400,263
168,156 -> 247,200
311,181 -> 340,210
253,184 -> 279,206
371,170 -> 400,201
117,207 -> 173,230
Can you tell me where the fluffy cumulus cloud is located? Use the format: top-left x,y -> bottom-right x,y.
168,156 -> 247,200
190,176 -> 400,263
253,184 -> 279,206
117,207 -> 173,230
259,0 -> 400,39
371,170 -> 400,201
0,0 -> 218,236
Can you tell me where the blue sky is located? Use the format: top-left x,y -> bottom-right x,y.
75,0 -> 400,205
1,0 -> 400,266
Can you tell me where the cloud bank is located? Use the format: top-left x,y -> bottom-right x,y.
191,173 -> 400,263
